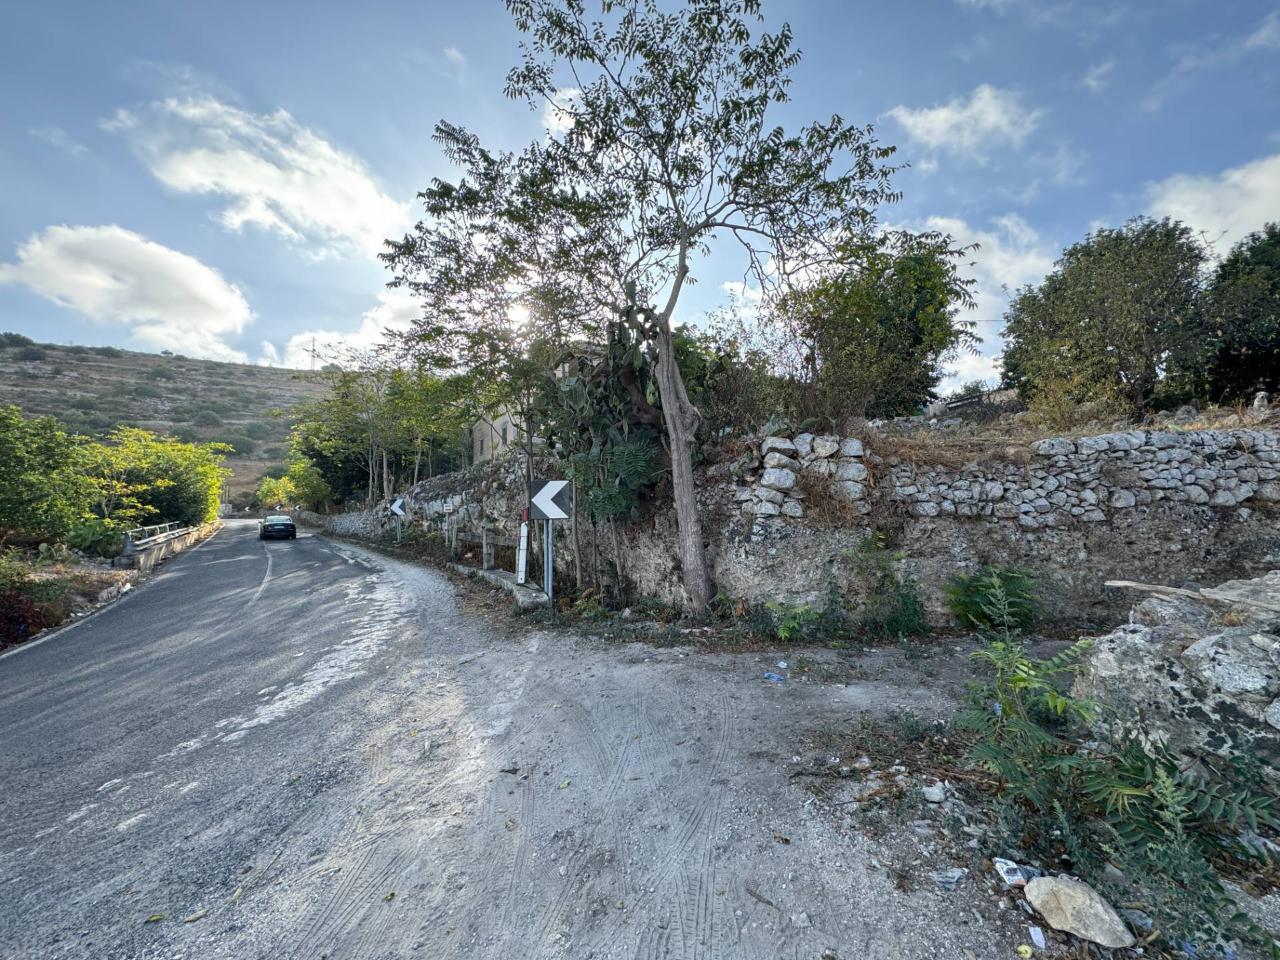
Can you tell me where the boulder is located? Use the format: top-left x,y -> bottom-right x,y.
760,467 -> 797,491
839,437 -> 864,458
793,433 -> 814,458
780,500 -> 804,518
1180,629 -> 1280,701
1109,489 -> 1136,508
1024,877 -> 1135,949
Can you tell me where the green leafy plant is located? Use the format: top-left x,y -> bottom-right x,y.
849,534 -> 928,640
960,632 -> 1280,957
944,565 -> 1037,632
764,601 -> 820,643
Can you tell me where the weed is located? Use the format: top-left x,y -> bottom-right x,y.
944,565 -> 1037,632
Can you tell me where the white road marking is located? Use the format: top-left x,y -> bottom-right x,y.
247,542 -> 274,607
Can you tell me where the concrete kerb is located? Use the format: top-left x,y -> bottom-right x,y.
447,562 -> 550,612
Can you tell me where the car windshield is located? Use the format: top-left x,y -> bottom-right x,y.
265,516 -> 292,523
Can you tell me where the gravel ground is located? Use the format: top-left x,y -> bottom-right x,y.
0,520 -> 1027,960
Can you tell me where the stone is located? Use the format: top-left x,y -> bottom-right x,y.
1181,629 -> 1280,701
811,435 -> 840,458
755,487 -> 785,505
1024,877 -> 1135,949
1256,482 -> 1280,502
780,500 -> 804,518
761,436 -> 796,457
833,480 -> 866,501
760,467 -> 797,491
922,781 -> 946,803
833,460 -> 868,482
1109,489 -> 1136,508
753,500 -> 781,516
793,433 -> 814,458
839,437 -> 864,457
1031,437 -> 1075,457
1267,699 -> 1280,731
1184,484 -> 1211,504
763,451 -> 801,470
914,500 -> 940,517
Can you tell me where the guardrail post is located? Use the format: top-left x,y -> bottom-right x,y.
482,528 -> 495,570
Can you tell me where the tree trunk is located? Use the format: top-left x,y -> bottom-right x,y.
652,324 -> 712,614
571,483 -> 582,591
413,440 -> 422,487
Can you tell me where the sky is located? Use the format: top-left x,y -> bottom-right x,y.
1,0 -> 1278,386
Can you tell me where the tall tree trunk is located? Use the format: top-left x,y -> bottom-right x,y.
381,448 -> 391,502
413,439 -> 422,487
571,483 -> 582,591
653,324 -> 712,614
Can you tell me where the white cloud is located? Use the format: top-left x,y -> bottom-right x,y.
0,225 -> 253,361
954,0 -> 1021,10
1081,59 -> 1115,92
541,87 -> 581,136
106,95 -> 411,259
1146,152 -> 1280,251
1245,10 -> 1280,51
29,126 -> 87,157
886,84 -> 1044,161
1146,12 -> 1280,110
442,46 -> 467,83
275,287 -> 419,369
917,214 -> 1057,387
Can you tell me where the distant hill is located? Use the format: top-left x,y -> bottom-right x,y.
0,333 -> 329,500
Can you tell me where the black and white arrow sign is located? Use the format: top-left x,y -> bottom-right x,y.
389,498 -> 406,518
529,479 -> 571,520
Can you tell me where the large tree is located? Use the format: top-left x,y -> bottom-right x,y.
1001,216 -> 1206,414
1173,223 -> 1280,404
776,233 -> 977,422
383,0 -> 902,613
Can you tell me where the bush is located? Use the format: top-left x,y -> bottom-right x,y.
14,346 -> 48,362
944,565 -> 1037,632
210,433 -> 257,456
192,410 -> 223,427
0,332 -> 35,348
67,518 -> 124,557
146,365 -> 177,381
131,384 -> 163,399
93,345 -> 123,358
849,534 -> 928,640
0,553 -> 71,644
243,421 -> 276,440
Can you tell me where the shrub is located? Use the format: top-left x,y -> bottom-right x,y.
210,433 -> 257,456
67,518 -> 124,557
131,384 -> 163,399
0,332 -> 35,348
944,565 -> 1037,632
0,553 -> 71,644
146,365 -> 177,381
243,421 -> 275,440
93,345 -> 124,358
849,534 -> 928,640
192,410 -> 223,427
14,346 -> 48,362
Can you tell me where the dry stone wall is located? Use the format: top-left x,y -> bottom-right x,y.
298,426 -> 1280,626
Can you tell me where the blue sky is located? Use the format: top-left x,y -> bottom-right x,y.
2,0 -> 1278,385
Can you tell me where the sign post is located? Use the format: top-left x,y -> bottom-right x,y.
516,521 -> 529,584
389,498 -> 406,543
528,480 -> 571,603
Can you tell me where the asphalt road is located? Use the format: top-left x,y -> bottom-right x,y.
0,520 -> 447,959
0,520 -> 1025,960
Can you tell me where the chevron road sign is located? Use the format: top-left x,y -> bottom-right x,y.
389,498 -> 406,518
529,480 -> 571,521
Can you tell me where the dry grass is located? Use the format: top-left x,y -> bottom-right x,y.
862,431 -> 1034,470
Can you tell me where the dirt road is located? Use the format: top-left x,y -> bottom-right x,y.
0,522 -> 1017,959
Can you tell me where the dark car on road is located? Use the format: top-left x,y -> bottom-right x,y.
259,515 -> 297,540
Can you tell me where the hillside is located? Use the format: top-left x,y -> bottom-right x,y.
0,334 -> 329,500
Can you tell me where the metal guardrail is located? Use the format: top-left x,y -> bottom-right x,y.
122,521 -> 189,555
